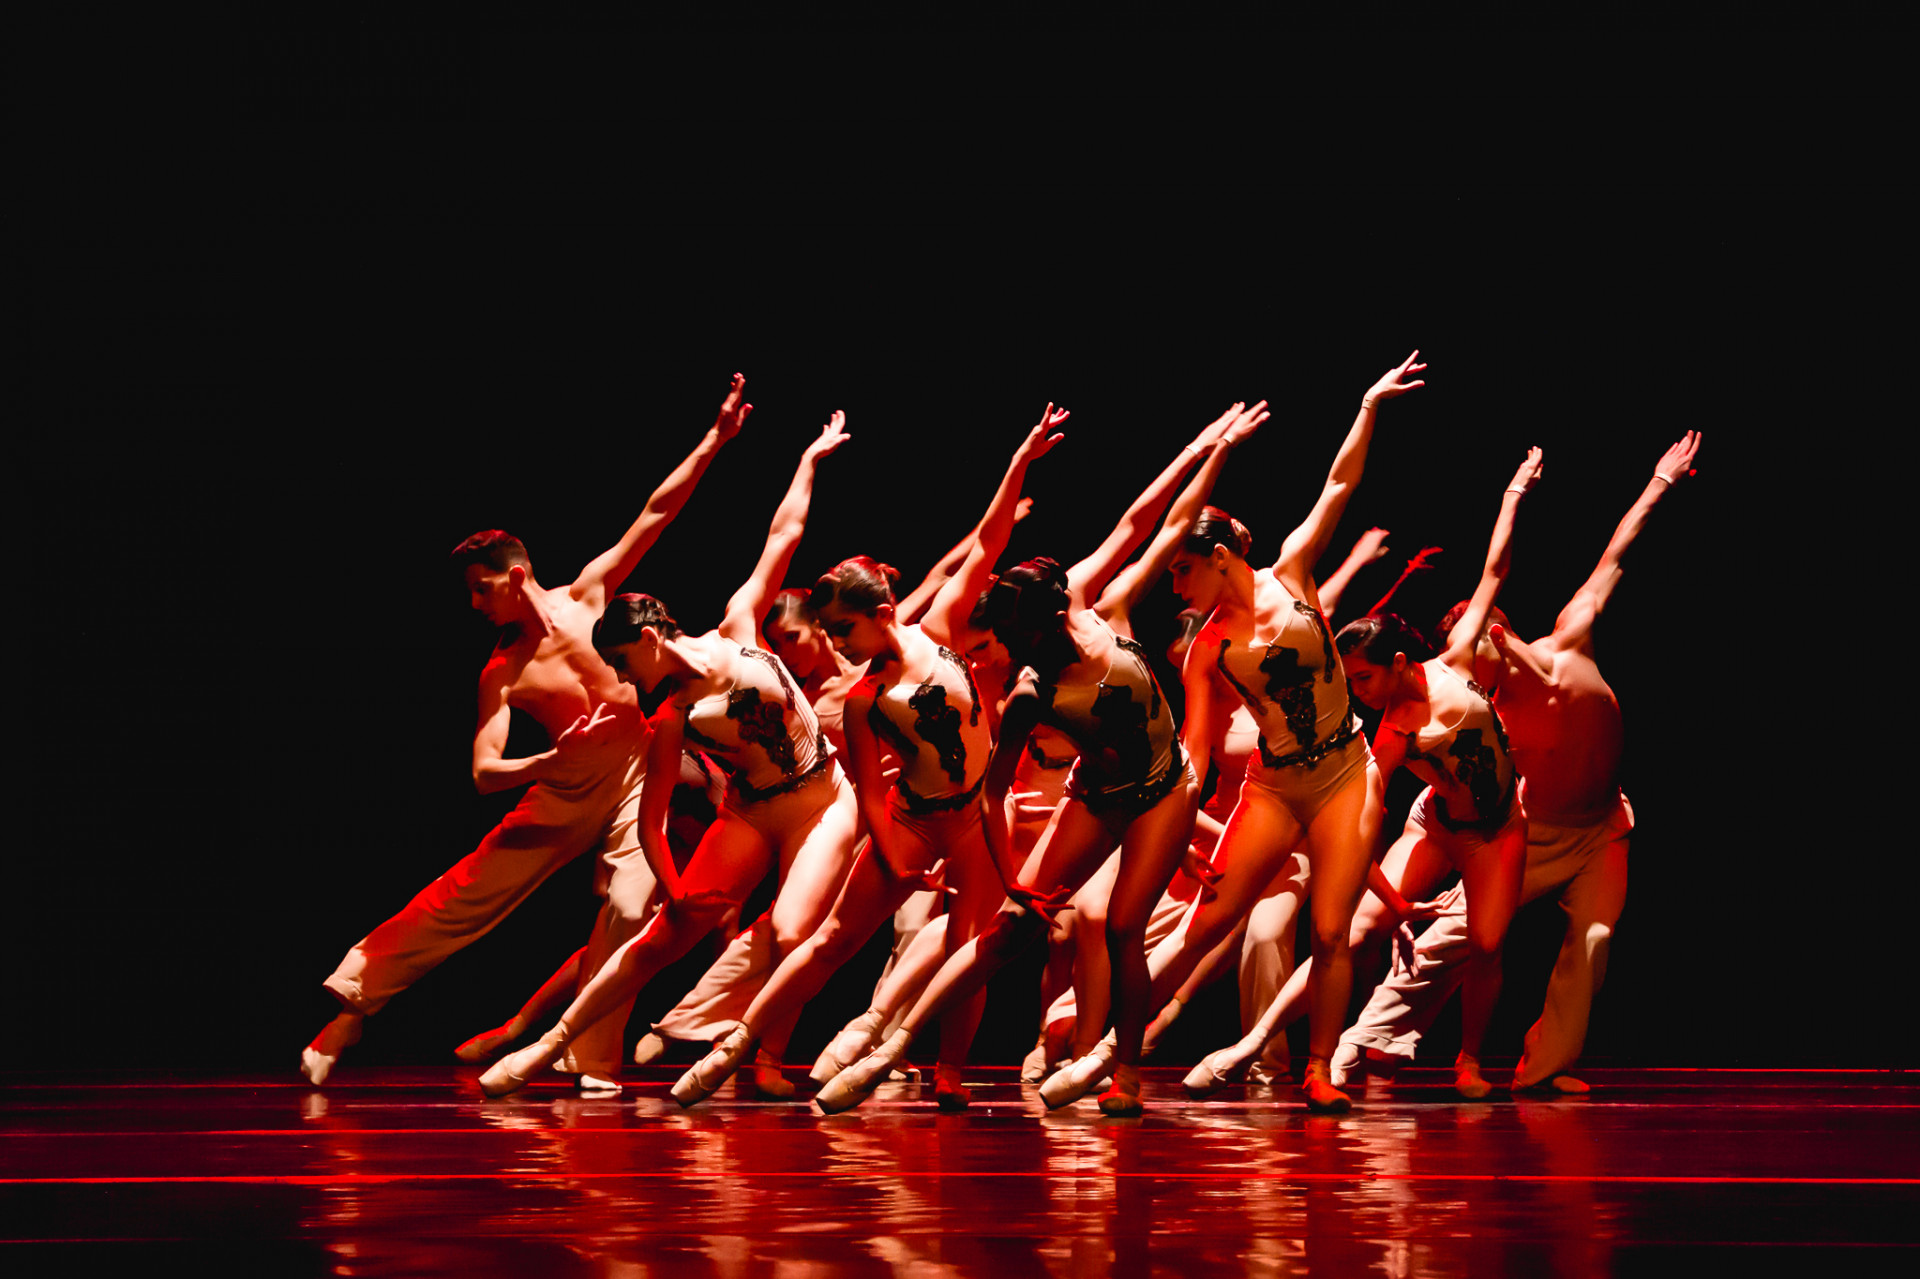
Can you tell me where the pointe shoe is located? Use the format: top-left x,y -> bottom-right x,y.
480,1023 -> 570,1099
672,1025 -> 755,1108
1019,1036 -> 1053,1085
1038,1032 -> 1117,1109
454,1019 -> 523,1064
578,1073 -> 623,1095
1097,1064 -> 1143,1117
1453,1055 -> 1493,1101
633,1032 -> 669,1066
1183,1040 -> 1258,1099
748,1050 -> 796,1100
810,1007 -> 886,1085
815,1029 -> 913,1114
300,1012 -> 363,1086
933,1064 -> 969,1112
1302,1059 -> 1352,1114
1141,997 -> 1184,1058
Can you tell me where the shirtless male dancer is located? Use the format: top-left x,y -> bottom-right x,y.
299,375 -> 751,1084
1332,431 -> 1701,1093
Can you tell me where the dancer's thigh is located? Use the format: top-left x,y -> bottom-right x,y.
1562,835 -> 1629,933
769,780 -> 862,941
680,813 -> 777,906
1106,785 -> 1200,937
1020,799 -> 1122,900
1459,821 -> 1529,956
1303,765 -> 1382,944
1186,788 -> 1308,943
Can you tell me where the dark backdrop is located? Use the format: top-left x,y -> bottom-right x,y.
18,26 -> 1898,1073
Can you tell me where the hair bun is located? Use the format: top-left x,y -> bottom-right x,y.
878,562 -> 902,589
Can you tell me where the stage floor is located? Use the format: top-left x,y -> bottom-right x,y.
4,1066 -> 1915,1276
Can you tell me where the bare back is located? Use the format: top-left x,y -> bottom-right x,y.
1493,639 -> 1623,823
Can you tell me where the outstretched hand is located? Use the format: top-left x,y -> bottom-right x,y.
1021,403 -> 1070,461
1508,446 -> 1545,495
557,703 -> 622,753
1006,879 -> 1073,926
1365,350 -> 1428,406
806,410 -> 851,461
1190,401 -> 1245,452
1655,430 -> 1702,484
1354,527 -> 1392,564
1014,496 -> 1035,524
713,373 -> 753,441
898,856 -> 958,897
1222,399 -> 1270,447
1180,846 -> 1223,897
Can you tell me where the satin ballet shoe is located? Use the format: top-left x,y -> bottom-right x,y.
1453,1055 -> 1493,1101
1097,1064 -> 1143,1118
633,1032 -> 669,1066
300,1012 -> 363,1086
672,1025 -> 755,1108
1302,1058 -> 1352,1114
810,1007 -> 886,1085
814,1029 -> 913,1115
1513,1073 -> 1590,1096
1183,1040 -> 1258,1099
1038,1032 -> 1117,1110
933,1064 -> 969,1112
748,1050 -> 796,1100
1141,997 -> 1184,1058
577,1073 -> 623,1095
1019,1035 -> 1053,1085
480,1022 -> 571,1099
454,1018 -> 524,1065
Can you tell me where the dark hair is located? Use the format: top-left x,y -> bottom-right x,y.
979,557 -> 1071,650
809,556 -> 901,616
762,589 -> 815,639
450,530 -> 530,574
594,593 -> 683,653
1335,613 -> 1436,666
1183,506 -> 1252,559
1437,599 -> 1509,643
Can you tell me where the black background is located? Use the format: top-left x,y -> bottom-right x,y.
18,24 -> 1902,1073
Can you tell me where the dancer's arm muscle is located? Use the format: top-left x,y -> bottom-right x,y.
719,411 -> 849,647
1551,430 -> 1701,654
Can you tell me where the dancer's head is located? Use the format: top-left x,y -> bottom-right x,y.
1167,507 -> 1252,613
808,557 -> 902,664
1335,613 -> 1435,709
762,590 -> 833,679
593,593 -> 684,692
977,557 -> 1072,669
451,530 -> 532,626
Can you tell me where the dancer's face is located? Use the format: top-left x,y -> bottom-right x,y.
1342,651 -> 1406,710
600,635 -> 667,693
815,600 -> 890,665
1167,548 -> 1227,613
766,616 -> 830,678
464,564 -> 520,627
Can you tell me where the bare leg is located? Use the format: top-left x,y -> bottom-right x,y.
1454,817 -> 1530,1098
455,948 -> 583,1063
1296,765 -> 1386,1112
1065,854 -> 1121,1057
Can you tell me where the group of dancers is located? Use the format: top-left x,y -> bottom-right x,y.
301,355 -> 1700,1115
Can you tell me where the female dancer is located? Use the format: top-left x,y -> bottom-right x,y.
817,400 -> 1267,1117
665,408 -> 1068,1108
479,414 -> 864,1098
1335,447 -> 1543,1098
1043,352 -> 1428,1114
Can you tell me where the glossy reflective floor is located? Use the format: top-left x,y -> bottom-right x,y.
5,1067 -> 1916,1276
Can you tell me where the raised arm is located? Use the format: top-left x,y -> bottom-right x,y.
1316,527 -> 1391,618
1273,352 -> 1426,595
1095,402 -> 1269,629
573,373 -> 751,608
1365,545 -> 1444,621
897,498 -> 1032,625
1064,402 -> 1241,608
1548,430 -> 1701,654
718,411 -> 851,647
918,407 -> 1066,645
1441,448 -> 1544,671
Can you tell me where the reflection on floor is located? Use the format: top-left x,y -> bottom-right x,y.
4,1067 -> 1916,1276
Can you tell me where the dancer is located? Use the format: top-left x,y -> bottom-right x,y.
817,400 -> 1267,1118
478,412 -> 865,1099
299,374 -> 750,1085
1331,432 -> 1700,1094
1333,446 -> 1545,1098
1043,352 -> 1428,1114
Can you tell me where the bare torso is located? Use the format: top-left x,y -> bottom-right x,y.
1492,640 -> 1624,823
487,591 -> 644,775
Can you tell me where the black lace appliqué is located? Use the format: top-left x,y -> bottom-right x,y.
1258,645 -> 1320,751
728,687 -> 798,774
1295,600 -> 1338,685
1111,636 -> 1162,721
865,688 -> 919,764
938,646 -> 983,727
909,682 -> 970,784
1091,682 -> 1152,776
